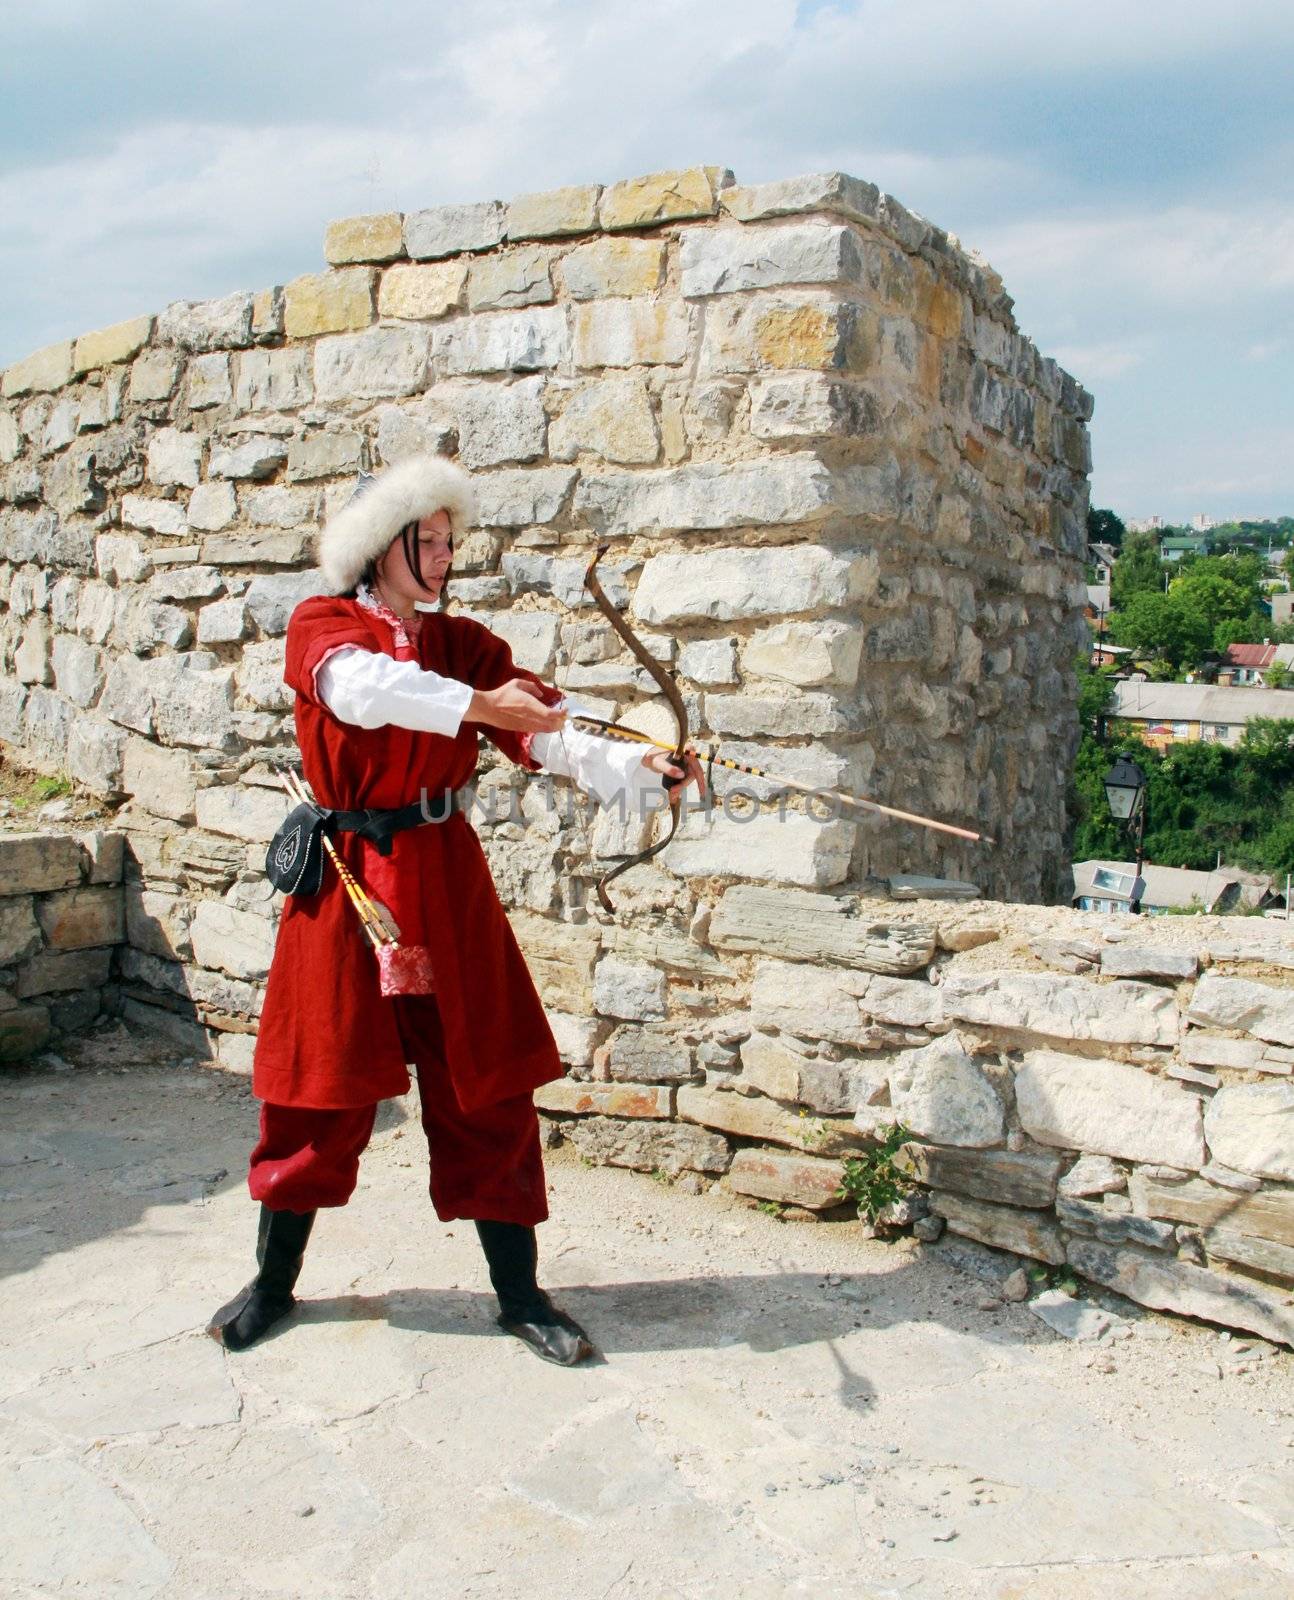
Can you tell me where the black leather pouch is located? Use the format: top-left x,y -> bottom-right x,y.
265,801 -> 332,895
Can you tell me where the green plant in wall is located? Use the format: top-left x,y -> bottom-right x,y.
835,1122 -> 913,1224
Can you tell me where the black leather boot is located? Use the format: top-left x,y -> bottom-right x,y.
474,1219 -> 595,1366
207,1204 -> 316,1352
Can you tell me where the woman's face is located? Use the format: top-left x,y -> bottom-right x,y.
373,508 -> 453,606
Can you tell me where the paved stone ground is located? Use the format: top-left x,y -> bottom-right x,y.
3,1022 -> 1294,1600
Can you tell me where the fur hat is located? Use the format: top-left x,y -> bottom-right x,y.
317,454 -> 478,594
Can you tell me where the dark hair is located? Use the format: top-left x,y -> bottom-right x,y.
354,520 -> 453,596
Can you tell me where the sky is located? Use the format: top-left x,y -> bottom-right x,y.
1,0 -> 1290,523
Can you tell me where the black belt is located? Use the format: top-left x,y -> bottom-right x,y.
331,790 -> 459,855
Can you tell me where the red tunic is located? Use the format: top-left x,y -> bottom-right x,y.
251,594 -> 567,1114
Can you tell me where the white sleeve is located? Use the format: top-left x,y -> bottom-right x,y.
316,646 -> 475,736
530,712 -> 667,810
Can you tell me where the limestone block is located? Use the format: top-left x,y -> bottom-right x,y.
129,350 -> 180,401
0,897 -> 42,964
0,832 -> 84,895
23,686 -> 74,765
719,171 -> 882,227
883,1038 -> 1005,1148
749,375 -> 883,442
72,315 -> 153,375
598,166 -> 733,230
898,1143 -> 1062,1208
15,946 -> 112,997
738,1033 -> 887,1114
42,398 -> 79,452
0,680 -> 26,742
941,971 -> 1179,1047
51,634 -> 104,708
534,1081 -> 673,1119
1129,1170 -> 1294,1248
1058,1154 -> 1126,1197
76,377 -> 125,430
1181,1033 -> 1272,1071
99,656 -> 154,735
195,596 -> 247,646
930,1191 -> 1067,1263
93,535 -> 150,586
709,885 -> 933,973
234,639 -> 290,712
472,465 -> 577,528
681,222 -> 869,299
547,1011 -> 601,1068
377,261 -> 468,321
566,1114 -> 731,1176
252,285 -> 284,338
124,885 -> 193,961
447,377 -> 547,468
507,184 -> 601,240
404,200 -> 506,260
606,1026 -> 696,1084
243,486 -> 318,528
467,246 -> 554,311
3,340 -> 74,397
678,638 -> 737,684
372,404 -> 456,465
571,300 -> 690,368
36,885 -> 124,950
157,292 -> 254,351
726,1147 -> 845,1210
201,531 -> 309,567
579,454 -> 836,537
190,898 -> 276,981
699,294 -> 870,377
208,436 -> 288,480
474,611 -> 558,676
705,692 -> 847,740
193,784 -> 289,844
243,570 -> 330,635
750,958 -> 870,1046
592,954 -> 666,1022
561,237 -> 665,299
743,619 -> 862,688
0,1005 -> 51,1061
1100,945 -> 1198,983
121,737 -> 197,822
147,565 -> 222,602
120,494 -> 188,536
1204,1083 -> 1294,1182
1016,1050 -> 1205,1170
1056,1196 -> 1175,1251
15,614 -> 52,685
287,431 -> 363,482
433,306 -> 570,375
679,1083 -> 864,1157
1067,1238 -> 1294,1346
667,810 -> 855,892
45,447 -> 105,516
1187,972 -> 1294,1046
234,347 -> 312,412
1202,1227 -> 1294,1281
314,325 -> 431,400
284,267 -> 377,338
66,716 -> 124,797
635,544 -> 874,625
549,375 -> 659,465
0,409 -> 19,461
324,212 -> 404,264
124,597 -> 192,652
149,661 -> 237,750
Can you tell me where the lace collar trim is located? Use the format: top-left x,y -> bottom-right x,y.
356,583 -> 423,652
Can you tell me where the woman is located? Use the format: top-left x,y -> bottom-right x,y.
208,453 -> 705,1366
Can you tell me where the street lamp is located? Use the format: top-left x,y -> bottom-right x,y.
1104,752 -> 1148,914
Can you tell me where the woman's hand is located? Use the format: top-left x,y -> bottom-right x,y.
468,679 -> 566,734
641,744 -> 707,806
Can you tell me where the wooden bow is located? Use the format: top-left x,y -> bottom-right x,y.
576,545 -> 691,914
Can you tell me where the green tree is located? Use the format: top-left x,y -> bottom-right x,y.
1109,531 -> 1164,610
1086,507 -> 1126,550
1108,590 -> 1213,670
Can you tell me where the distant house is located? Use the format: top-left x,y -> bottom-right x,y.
1272,592 -> 1294,628
1110,679 -> 1294,747
1160,533 -> 1211,562
1222,642 -> 1276,685
1072,859 -> 1270,916
1088,543 -> 1118,579
1085,583 -> 1111,620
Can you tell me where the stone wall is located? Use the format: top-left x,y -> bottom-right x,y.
0,828 -> 124,1060
534,897 -> 1294,1346
0,162 -> 1090,914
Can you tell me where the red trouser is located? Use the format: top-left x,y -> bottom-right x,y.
247,995 -> 548,1225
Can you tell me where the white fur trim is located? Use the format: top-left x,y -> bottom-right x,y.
317,454 -> 479,594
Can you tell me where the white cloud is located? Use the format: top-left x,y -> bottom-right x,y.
1049,341 -> 1149,383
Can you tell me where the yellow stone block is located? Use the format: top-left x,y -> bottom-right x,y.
324,212 -> 405,265
72,315 -> 153,376
377,261 -> 468,321
919,271 -> 965,339
561,237 -> 666,300
598,165 -> 734,231
283,267 -> 376,338
755,305 -> 845,370
506,183 -> 601,239
3,339 -> 74,397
